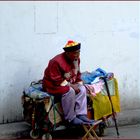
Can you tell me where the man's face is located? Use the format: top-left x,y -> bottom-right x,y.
66,50 -> 80,61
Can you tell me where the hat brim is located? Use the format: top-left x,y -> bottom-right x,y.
63,43 -> 81,52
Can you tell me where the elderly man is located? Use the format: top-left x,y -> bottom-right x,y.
42,40 -> 94,125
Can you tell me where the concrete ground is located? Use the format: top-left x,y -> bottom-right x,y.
0,121 -> 140,139
0,109 -> 140,139
103,124 -> 140,139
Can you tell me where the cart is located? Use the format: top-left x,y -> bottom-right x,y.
21,73 -> 120,139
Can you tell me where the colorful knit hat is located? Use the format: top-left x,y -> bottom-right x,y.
63,40 -> 81,52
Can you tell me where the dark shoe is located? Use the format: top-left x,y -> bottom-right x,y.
77,115 -> 94,123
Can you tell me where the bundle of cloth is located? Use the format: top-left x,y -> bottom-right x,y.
81,68 -> 114,97
81,68 -> 121,120
24,81 -> 50,99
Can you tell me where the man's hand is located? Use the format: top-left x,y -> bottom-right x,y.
70,84 -> 80,94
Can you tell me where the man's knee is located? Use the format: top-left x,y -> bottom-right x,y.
63,87 -> 76,97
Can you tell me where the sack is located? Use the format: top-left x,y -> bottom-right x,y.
24,80 -> 50,99
91,78 -> 121,120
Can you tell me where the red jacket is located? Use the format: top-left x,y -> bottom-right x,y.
42,52 -> 82,95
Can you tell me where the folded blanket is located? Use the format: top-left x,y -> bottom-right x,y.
85,81 -> 104,96
24,83 -> 50,99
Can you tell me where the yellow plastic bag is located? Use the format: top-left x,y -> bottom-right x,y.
91,78 -> 121,120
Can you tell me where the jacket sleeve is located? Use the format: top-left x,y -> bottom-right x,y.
47,60 -> 65,86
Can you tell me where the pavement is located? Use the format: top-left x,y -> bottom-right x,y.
0,109 -> 140,139
0,121 -> 140,139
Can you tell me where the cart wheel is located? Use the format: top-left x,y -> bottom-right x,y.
30,130 -> 40,139
42,133 -> 52,140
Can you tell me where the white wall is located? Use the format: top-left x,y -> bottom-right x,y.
0,1 -> 139,123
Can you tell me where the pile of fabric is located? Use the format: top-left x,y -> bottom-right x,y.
24,81 -> 50,99
81,68 -> 121,120
81,68 -> 114,97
